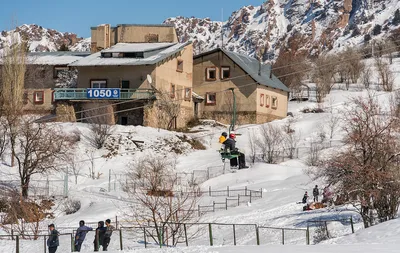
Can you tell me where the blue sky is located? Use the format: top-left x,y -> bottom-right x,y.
1,0 -> 265,38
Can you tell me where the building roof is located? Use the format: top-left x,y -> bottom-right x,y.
90,24 -> 174,30
194,48 -> 290,92
102,43 -> 174,53
26,51 -> 91,65
69,42 -> 191,67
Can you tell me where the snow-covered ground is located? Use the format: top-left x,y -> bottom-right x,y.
1,58 -> 400,252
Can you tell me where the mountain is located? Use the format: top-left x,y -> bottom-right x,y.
164,0 -> 400,61
0,24 -> 90,53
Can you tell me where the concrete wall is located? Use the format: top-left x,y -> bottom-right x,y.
193,50 -> 288,125
77,65 -> 155,89
256,86 -> 289,123
22,88 -> 54,113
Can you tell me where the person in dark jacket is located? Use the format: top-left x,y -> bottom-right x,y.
313,185 -> 319,202
223,133 -> 249,169
102,219 -> 115,251
75,220 -> 93,252
302,191 -> 308,204
94,221 -> 107,251
47,224 -> 59,253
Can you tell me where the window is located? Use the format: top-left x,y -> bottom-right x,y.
121,80 -> 130,91
221,66 -> 230,80
206,67 -> 217,81
205,93 -> 216,105
184,88 -> 191,101
53,66 -> 68,78
120,116 -> 128,125
260,94 -> 264,106
33,91 -> 44,104
91,80 -> 107,88
51,90 -> 55,104
102,52 -> 112,58
177,59 -> 184,72
265,95 -> 270,108
272,96 -> 278,109
124,52 -> 144,58
170,84 -> 176,98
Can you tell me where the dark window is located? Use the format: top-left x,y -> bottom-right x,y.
121,80 -> 130,91
221,66 -> 230,80
123,52 -> 144,58
206,67 -> 217,81
177,60 -> 183,72
102,52 -> 112,58
121,116 -> 128,125
205,93 -> 216,105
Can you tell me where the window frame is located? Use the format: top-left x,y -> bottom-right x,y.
90,80 -> 107,88
121,80 -> 130,91
53,66 -> 69,79
260,94 -> 264,107
220,66 -> 230,80
265,95 -> 270,108
177,59 -> 184,73
205,92 -> 217,105
33,91 -> 44,105
170,84 -> 176,98
272,96 -> 278,109
184,88 -> 192,101
205,67 -> 217,81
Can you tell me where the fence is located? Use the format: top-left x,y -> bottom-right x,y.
197,187 -> 263,216
306,217 -> 358,244
0,178 -> 67,199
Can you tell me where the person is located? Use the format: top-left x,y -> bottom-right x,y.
74,220 -> 93,252
47,224 -> 59,253
223,133 -> 249,169
302,191 -> 308,204
94,221 -> 106,251
219,132 -> 228,144
313,185 -> 319,202
102,219 -> 115,251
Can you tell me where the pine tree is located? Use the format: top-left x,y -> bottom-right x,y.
58,44 -> 69,51
393,9 -> 400,26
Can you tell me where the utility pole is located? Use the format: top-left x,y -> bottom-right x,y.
221,8 -> 224,49
228,88 -> 236,134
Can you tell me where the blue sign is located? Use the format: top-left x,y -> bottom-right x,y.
87,88 -> 120,99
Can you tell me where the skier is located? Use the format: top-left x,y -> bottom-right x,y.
302,191 -> 308,204
102,219 -> 115,251
94,221 -> 106,251
223,133 -> 249,169
47,224 -> 59,253
313,185 -> 319,202
74,220 -> 93,252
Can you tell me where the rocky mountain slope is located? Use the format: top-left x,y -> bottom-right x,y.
1,0 -> 400,61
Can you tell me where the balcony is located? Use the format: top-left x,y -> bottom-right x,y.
53,88 -> 155,101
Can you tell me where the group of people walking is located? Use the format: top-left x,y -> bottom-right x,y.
47,219 -> 115,252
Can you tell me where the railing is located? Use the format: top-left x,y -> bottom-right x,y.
53,88 -> 155,100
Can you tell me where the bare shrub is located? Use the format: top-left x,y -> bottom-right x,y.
375,57 -> 394,91
313,222 -> 329,244
256,124 -> 283,163
361,66 -> 372,89
154,87 -> 182,130
313,96 -> 400,228
306,140 -> 324,166
312,54 -> 336,102
282,118 -> 301,159
125,154 -> 200,246
62,199 -> 81,215
248,130 -> 258,164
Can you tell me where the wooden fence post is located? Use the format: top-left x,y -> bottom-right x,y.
16,235 -> 19,253
143,228 -> 147,248
282,229 -> 285,245
245,186 -> 247,196
209,186 -> 211,196
238,194 -> 240,206
225,198 -> 228,210
227,186 -> 230,197
44,235 -> 47,253
306,224 -> 310,245
255,226 -> 260,245
71,233 -> 74,252
350,217 -> 355,233
119,229 -> 123,250
250,191 -> 252,203
208,223 -> 213,246
324,221 -> 329,238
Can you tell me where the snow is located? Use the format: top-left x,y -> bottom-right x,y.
102,43 -> 176,53
26,52 -> 90,65
1,58 -> 400,252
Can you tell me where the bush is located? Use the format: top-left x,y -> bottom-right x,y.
372,24 -> 382,36
301,107 -> 325,113
63,199 -> 81,215
364,34 -> 372,42
351,26 -> 361,37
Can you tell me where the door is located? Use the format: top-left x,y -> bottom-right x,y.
194,102 -> 199,119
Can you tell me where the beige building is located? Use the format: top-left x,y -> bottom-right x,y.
90,24 -> 178,53
193,48 -> 290,125
56,24 -> 194,129
0,52 -> 89,114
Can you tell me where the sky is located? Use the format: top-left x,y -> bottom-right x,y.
1,0 -> 265,38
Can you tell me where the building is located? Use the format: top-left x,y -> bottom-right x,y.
53,24 -> 194,129
0,51 -> 89,114
193,48 -> 290,124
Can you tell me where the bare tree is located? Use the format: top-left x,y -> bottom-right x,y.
65,153 -> 83,184
361,66 -> 372,89
14,120 -> 75,197
282,118 -> 301,159
312,54 -> 337,102
313,96 -> 400,228
154,87 -> 182,130
325,110 -> 341,144
85,148 -> 96,179
83,103 -> 114,149
125,154 -> 200,246
1,38 -> 27,166
306,139 -> 324,166
256,124 -> 283,163
247,130 -> 258,164
375,57 -> 394,91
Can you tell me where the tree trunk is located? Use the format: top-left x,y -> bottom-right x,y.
21,175 -> 31,198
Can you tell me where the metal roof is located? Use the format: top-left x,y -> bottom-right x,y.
102,43 -> 175,53
69,41 -> 191,67
194,48 -> 290,92
90,24 -> 174,29
25,51 -> 91,65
